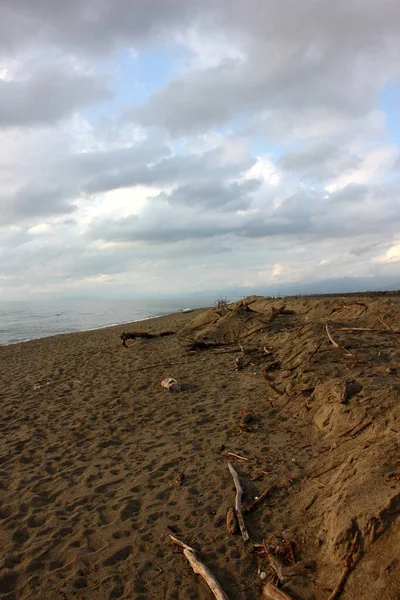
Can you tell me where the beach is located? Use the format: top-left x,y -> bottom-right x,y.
0,294 -> 399,599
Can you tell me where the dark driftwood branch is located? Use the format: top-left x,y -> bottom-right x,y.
262,582 -> 294,600
244,486 -> 276,514
263,541 -> 287,585
170,535 -> 229,600
227,462 -> 249,542
121,330 -> 175,347
327,531 -> 360,600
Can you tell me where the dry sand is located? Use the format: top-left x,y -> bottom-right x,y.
0,294 -> 399,600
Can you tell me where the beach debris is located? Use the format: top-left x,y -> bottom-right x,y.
169,472 -> 185,487
161,378 -> 181,392
227,462 -> 249,542
239,409 -> 253,433
327,531 -> 360,600
120,330 -> 175,347
244,486 -> 276,515
262,583 -> 294,600
226,506 -> 239,535
226,452 -> 250,462
169,535 -> 229,600
325,324 -> 353,356
261,540 -> 288,585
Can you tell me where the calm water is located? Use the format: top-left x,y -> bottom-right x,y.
0,298 -> 217,345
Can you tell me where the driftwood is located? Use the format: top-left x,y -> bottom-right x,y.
226,506 -> 239,534
325,324 -> 353,356
240,306 -> 294,339
263,541 -> 287,585
327,532 -> 360,600
227,463 -> 249,542
262,583 -> 294,600
338,327 -> 400,333
226,452 -> 250,461
377,317 -> 399,336
184,339 -> 229,352
169,535 -> 229,600
121,330 -> 175,347
244,486 -> 276,514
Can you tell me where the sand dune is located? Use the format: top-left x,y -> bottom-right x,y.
0,294 -> 399,599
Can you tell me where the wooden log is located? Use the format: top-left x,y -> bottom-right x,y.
262,582 -> 294,600
182,549 -> 229,600
227,463 -> 249,542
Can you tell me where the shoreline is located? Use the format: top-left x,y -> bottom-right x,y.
0,307 -> 208,348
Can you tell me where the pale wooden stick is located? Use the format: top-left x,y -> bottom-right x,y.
262,582 -> 294,600
226,452 -> 250,461
169,535 -> 197,553
378,317 -> 399,336
227,462 -> 249,542
182,549 -> 229,600
325,324 -> 353,356
170,535 -> 229,600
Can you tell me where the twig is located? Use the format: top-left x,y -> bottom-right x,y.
262,582 -> 295,600
170,536 -> 229,600
263,541 -> 287,585
226,452 -> 250,461
349,421 -> 372,439
327,532 -> 360,600
338,327 -> 400,333
169,535 -> 196,553
227,463 -> 249,542
244,486 -> 276,514
129,361 -> 183,373
377,317 -> 399,337
325,324 -> 353,356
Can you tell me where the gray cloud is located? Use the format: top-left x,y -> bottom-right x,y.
278,143 -> 362,181
0,66 -> 110,127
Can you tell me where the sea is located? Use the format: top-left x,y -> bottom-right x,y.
0,297 -> 221,346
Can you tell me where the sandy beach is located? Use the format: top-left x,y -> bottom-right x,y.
0,294 -> 399,600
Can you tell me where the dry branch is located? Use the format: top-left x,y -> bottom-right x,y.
325,324 -> 353,356
227,462 -> 249,542
121,330 -> 175,347
244,486 -> 276,514
377,317 -> 399,336
169,535 -> 196,553
327,532 -> 360,600
227,452 -> 250,461
263,540 -> 287,585
170,535 -> 229,600
262,583 -> 295,600
183,550 -> 229,600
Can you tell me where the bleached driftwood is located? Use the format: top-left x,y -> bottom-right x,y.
228,462 -> 249,542
169,535 -> 229,600
325,324 -> 353,356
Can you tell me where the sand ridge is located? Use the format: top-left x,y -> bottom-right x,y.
0,294 -> 399,599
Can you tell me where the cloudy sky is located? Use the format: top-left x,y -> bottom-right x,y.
1,0 -> 400,299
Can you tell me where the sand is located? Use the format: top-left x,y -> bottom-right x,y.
0,294 -> 399,600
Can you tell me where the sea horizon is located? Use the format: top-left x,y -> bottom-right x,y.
0,297 -> 229,346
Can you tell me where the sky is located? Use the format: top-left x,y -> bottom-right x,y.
1,0 -> 400,300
